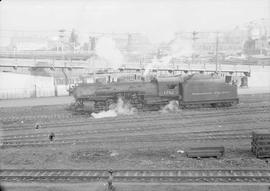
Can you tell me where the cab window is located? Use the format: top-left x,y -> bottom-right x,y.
167,84 -> 177,89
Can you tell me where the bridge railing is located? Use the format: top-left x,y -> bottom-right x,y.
0,50 -> 95,60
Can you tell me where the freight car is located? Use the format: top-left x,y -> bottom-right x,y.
71,73 -> 239,113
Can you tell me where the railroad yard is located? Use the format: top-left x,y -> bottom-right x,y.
1,0 -> 270,190
0,91 -> 270,190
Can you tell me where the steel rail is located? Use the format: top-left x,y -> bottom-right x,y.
1,169 -> 270,183
0,131 -> 253,147
0,113 -> 75,124
1,102 -> 269,125
1,105 -> 269,132
2,115 -> 270,143
0,93 -> 269,123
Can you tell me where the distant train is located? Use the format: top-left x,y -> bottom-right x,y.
70,73 -> 239,113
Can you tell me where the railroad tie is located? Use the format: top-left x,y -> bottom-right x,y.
169,171 -> 174,176
177,171 -> 182,176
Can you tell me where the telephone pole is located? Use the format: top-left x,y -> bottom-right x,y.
58,29 -> 66,53
215,32 -> 219,72
192,31 -> 198,65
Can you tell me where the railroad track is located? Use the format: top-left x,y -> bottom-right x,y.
0,128 -> 259,147
0,113 -> 78,125
238,94 -> 270,104
2,115 -> 270,143
2,105 -> 269,131
0,95 -> 269,124
1,102 -> 269,125
1,169 -> 270,183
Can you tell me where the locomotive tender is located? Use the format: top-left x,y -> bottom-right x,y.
71,73 -> 239,113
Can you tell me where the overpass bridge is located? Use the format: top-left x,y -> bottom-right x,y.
0,58 -> 88,70
0,51 -> 94,60
0,57 -> 251,76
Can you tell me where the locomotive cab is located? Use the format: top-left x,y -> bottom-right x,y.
156,77 -> 182,99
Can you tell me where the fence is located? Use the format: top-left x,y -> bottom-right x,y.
0,85 -> 55,99
0,72 -> 56,99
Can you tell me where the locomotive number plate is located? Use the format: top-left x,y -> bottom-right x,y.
163,90 -> 176,95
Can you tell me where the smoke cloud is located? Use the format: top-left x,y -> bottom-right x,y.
160,100 -> 180,113
143,38 -> 194,77
169,39 -> 193,57
95,37 -> 124,70
91,110 -> 118,119
91,98 -> 137,119
143,59 -> 156,77
143,56 -> 172,77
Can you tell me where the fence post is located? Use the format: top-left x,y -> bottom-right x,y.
34,84 -> 37,98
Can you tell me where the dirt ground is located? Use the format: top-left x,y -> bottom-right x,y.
1,182 -> 270,191
1,92 -> 270,190
0,96 -> 74,108
1,141 -> 270,170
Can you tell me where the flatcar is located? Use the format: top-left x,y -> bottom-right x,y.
70,73 -> 239,113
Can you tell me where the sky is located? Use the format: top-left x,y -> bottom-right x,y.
0,0 -> 269,44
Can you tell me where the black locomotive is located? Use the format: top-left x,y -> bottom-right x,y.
71,73 -> 239,113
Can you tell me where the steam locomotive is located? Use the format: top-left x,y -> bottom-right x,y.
70,73 -> 239,113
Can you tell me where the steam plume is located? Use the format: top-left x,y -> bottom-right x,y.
91,98 -> 136,119
160,100 -> 180,113
169,39 -> 193,57
95,37 -> 124,70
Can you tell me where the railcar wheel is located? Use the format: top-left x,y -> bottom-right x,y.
105,99 -> 115,110
84,101 -> 95,113
179,104 -> 186,109
223,102 -> 231,107
135,103 -> 144,110
95,101 -> 106,111
211,103 -> 217,108
232,100 -> 238,106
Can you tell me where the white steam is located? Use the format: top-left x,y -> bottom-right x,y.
91,110 -> 118,119
91,98 -> 136,119
143,60 -> 156,76
143,38 -> 194,77
160,100 -> 180,113
169,39 -> 193,57
143,56 -> 171,77
95,37 -> 124,70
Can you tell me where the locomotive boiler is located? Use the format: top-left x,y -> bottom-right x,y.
71,73 -> 239,113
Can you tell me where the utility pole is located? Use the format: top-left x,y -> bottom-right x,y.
88,36 -> 91,53
58,29 -> 66,53
215,32 -> 219,72
192,31 -> 198,66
